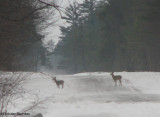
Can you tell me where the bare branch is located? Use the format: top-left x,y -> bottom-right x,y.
38,0 -> 63,18
0,5 -> 48,22
0,0 -> 62,22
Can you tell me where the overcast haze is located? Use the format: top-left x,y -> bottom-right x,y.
43,0 -> 84,45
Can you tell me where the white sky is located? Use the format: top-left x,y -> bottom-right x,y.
43,0 -> 84,45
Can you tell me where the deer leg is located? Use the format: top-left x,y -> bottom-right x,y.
62,84 -> 63,89
114,80 -> 117,87
119,80 -> 122,86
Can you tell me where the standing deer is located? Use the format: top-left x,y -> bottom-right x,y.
52,77 -> 64,89
110,72 -> 122,86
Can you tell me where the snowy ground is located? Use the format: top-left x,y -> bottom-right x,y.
4,72 -> 160,117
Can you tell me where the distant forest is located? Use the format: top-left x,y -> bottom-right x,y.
0,0 -> 160,73
54,0 -> 160,73
0,0 -> 56,71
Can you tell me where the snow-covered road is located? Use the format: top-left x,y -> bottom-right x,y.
7,72 -> 160,117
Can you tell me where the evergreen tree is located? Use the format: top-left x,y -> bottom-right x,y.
0,0 -> 52,71
54,0 -> 160,73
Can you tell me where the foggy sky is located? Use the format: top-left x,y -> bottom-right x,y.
44,0 -> 84,45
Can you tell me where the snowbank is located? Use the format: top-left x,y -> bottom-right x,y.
1,71 -> 160,117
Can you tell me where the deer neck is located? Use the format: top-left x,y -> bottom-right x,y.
111,74 -> 114,77
54,79 -> 57,83
111,74 -> 116,79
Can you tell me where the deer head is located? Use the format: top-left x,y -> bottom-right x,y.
110,72 -> 114,76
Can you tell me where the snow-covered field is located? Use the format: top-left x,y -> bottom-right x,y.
3,72 -> 160,117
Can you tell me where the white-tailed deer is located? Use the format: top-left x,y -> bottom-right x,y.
110,72 -> 122,86
52,77 -> 64,89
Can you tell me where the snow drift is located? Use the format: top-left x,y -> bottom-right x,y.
1,71 -> 160,117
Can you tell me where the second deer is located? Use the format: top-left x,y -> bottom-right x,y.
52,77 -> 64,89
110,72 -> 122,86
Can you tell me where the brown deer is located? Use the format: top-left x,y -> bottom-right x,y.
110,72 -> 122,86
52,77 -> 64,89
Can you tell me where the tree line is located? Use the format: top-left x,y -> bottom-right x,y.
0,0 -> 58,71
54,0 -> 160,73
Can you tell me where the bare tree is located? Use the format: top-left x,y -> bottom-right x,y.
0,0 -> 63,71
0,0 -> 61,22
0,72 -> 52,117
0,72 -> 32,117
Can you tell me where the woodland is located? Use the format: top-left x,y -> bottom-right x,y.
0,0 -> 160,73
54,0 -> 160,73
